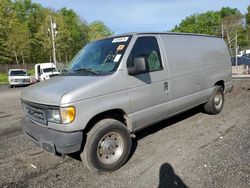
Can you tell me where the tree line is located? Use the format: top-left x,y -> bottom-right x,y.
0,0 -> 113,66
1,1 -> 249,67
172,6 -> 250,53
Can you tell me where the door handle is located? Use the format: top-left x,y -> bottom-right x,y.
164,82 -> 169,94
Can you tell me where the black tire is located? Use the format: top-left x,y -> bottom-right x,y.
9,85 -> 13,88
204,86 -> 224,115
80,118 -> 131,174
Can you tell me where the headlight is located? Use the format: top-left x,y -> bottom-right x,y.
10,79 -> 14,82
60,106 -> 75,124
47,109 -> 61,123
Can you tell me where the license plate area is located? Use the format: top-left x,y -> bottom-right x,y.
40,140 -> 56,154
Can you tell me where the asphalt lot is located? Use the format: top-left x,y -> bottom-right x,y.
0,81 -> 249,188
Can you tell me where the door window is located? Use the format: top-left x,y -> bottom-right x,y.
127,37 -> 163,72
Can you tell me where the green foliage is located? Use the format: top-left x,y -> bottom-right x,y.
219,7 -> 241,18
88,21 -> 114,41
172,6 -> 249,49
246,6 -> 250,47
0,0 -> 13,63
28,68 -> 34,75
172,7 -> 242,35
247,6 -> 250,25
58,7 -> 89,62
0,0 -> 113,65
6,15 -> 30,65
173,11 -> 221,35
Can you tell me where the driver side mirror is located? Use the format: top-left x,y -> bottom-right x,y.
128,57 -> 148,75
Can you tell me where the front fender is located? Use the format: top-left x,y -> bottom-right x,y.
60,90 -> 131,132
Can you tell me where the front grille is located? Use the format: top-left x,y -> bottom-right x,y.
50,74 -> 57,78
23,79 -> 30,82
14,79 -> 30,83
23,102 -> 47,125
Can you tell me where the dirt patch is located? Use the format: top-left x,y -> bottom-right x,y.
0,80 -> 249,187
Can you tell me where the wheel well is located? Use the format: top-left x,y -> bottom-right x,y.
214,80 -> 225,91
84,109 -> 129,133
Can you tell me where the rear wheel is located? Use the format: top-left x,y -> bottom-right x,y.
80,118 -> 131,174
204,86 -> 224,114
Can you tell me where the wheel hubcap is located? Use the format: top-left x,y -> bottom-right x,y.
97,132 -> 124,165
214,93 -> 223,110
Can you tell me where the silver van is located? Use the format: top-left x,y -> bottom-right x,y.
21,32 -> 232,173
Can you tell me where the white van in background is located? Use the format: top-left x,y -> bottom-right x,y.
8,69 -> 31,88
35,63 -> 60,81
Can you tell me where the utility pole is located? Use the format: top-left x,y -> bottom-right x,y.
226,33 -> 238,67
235,33 -> 238,67
50,17 -> 57,67
221,24 -> 224,38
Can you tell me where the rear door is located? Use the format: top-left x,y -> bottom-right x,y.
125,35 -> 170,130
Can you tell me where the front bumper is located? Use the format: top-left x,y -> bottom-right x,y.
10,82 -> 30,86
21,117 -> 83,155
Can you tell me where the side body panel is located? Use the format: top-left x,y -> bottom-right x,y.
160,35 -> 231,116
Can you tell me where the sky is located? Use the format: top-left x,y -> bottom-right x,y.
32,0 -> 250,34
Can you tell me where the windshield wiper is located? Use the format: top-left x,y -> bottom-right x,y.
73,68 -> 99,75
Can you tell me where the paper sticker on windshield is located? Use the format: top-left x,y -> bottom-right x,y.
114,54 -> 122,62
117,45 -> 125,51
112,37 -> 129,43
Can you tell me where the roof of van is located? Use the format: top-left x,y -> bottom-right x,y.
109,32 -> 221,39
91,32 -> 221,43
8,69 -> 27,72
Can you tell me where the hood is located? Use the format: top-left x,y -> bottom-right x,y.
9,75 -> 30,79
21,76 -> 107,106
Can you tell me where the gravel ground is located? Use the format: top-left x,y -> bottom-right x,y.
0,81 -> 249,188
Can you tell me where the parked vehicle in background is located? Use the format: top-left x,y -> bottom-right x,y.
8,69 -> 31,88
34,63 -> 60,81
21,32 -> 232,174
231,55 -> 250,66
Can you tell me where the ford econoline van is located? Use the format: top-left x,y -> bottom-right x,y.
21,32 -> 232,173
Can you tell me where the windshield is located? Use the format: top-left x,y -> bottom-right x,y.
43,68 -> 57,73
10,70 -> 27,76
67,36 -> 131,75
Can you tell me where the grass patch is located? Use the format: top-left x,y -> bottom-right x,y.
0,73 -> 8,84
28,69 -> 35,75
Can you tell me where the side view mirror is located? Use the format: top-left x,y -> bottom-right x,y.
128,57 -> 148,75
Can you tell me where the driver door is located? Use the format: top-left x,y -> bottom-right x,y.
125,36 -> 170,130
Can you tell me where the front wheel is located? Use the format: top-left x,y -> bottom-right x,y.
204,86 -> 224,114
80,118 -> 131,174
